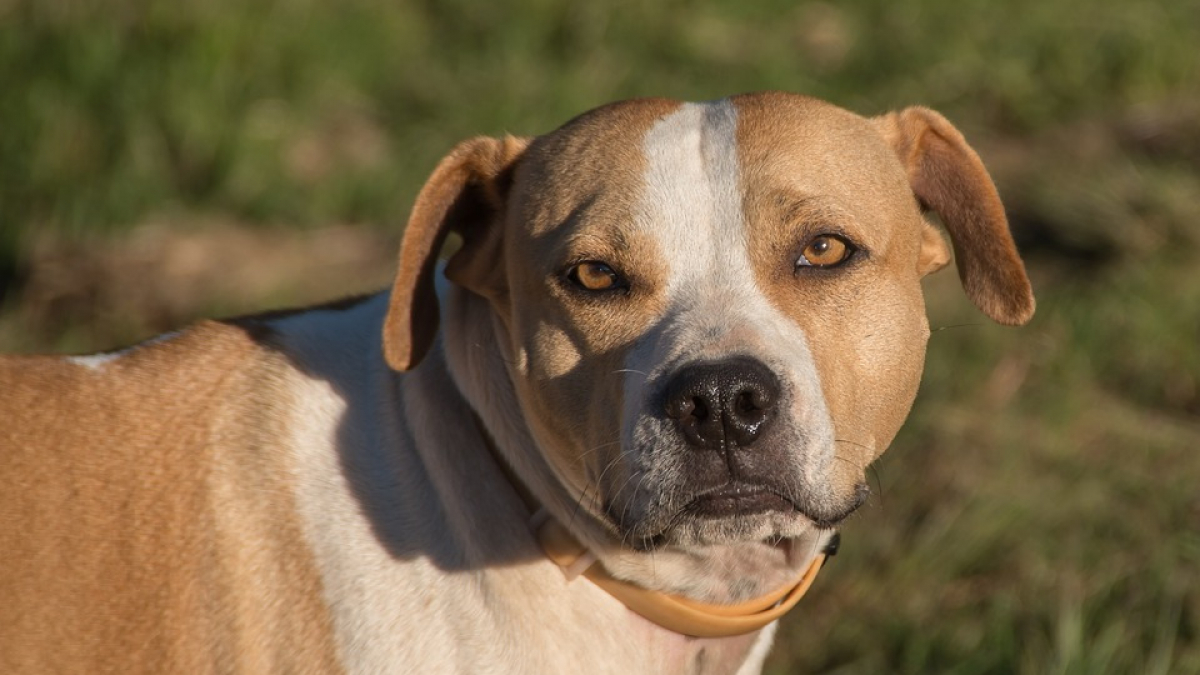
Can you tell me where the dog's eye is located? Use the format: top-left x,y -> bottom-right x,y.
796,234 -> 854,269
567,261 -> 626,292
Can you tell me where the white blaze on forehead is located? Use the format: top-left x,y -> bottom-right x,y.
635,99 -> 785,348
639,100 -> 747,300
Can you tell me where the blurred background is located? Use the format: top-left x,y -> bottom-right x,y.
1,0 -> 1197,672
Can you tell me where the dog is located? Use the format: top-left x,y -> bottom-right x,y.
0,92 -> 1033,674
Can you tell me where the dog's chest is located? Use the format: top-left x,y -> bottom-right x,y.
632,624 -> 772,675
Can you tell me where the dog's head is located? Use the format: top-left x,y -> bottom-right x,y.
383,93 -> 1032,564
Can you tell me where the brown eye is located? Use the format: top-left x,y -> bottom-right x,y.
797,234 -> 853,268
568,261 -> 625,292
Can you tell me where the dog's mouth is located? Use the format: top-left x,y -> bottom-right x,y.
683,482 -> 795,519
610,478 -> 869,549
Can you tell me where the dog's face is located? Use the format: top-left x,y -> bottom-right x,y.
385,93 -> 1033,552
501,95 -> 938,548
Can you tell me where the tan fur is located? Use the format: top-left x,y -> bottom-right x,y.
0,323 -> 342,673
733,93 -> 935,486
3,92 -> 1031,675
383,134 -> 530,370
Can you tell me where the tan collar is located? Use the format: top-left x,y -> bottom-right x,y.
535,514 -> 826,638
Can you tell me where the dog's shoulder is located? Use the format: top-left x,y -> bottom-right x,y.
0,315 -> 347,674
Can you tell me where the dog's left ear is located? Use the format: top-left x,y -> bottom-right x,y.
383,135 -> 529,371
874,107 -> 1035,325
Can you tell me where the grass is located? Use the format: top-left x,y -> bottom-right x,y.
2,0 -> 1198,672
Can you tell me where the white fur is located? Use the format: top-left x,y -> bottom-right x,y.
66,331 -> 183,370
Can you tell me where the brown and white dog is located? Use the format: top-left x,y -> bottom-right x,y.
0,92 -> 1033,674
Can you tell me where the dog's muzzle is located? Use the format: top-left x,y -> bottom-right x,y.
656,356 -> 801,520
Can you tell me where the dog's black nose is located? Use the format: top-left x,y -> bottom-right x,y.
663,357 -> 780,449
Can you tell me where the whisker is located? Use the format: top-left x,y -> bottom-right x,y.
571,451 -> 626,528
833,437 -> 872,452
869,464 -> 885,508
474,342 -> 522,367
618,473 -> 648,551
827,438 -> 885,507
573,439 -> 622,467
831,455 -> 859,468
612,368 -> 650,380
930,322 -> 982,333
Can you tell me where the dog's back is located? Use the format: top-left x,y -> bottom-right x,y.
0,321 -> 342,673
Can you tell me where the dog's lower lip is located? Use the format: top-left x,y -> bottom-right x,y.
685,484 -> 792,518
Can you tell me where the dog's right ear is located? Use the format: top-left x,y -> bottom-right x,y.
383,135 -> 529,371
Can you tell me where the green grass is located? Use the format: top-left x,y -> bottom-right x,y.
2,0 -> 1198,672
3,0 -> 1198,249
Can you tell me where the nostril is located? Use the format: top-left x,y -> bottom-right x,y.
734,390 -> 760,414
667,396 -> 701,421
732,387 -> 773,423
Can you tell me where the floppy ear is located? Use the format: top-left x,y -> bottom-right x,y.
382,135 -> 529,371
874,107 -> 1035,325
